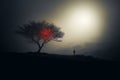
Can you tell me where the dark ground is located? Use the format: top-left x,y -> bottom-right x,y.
0,52 -> 120,78
0,52 -> 106,63
0,52 -> 119,64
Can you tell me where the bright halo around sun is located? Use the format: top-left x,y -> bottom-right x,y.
66,5 -> 106,42
48,1 -> 107,48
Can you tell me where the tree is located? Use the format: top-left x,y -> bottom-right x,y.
16,21 -> 64,53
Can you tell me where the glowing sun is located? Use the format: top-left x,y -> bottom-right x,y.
48,1 -> 107,48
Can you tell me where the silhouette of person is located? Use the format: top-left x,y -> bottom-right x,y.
73,49 -> 76,56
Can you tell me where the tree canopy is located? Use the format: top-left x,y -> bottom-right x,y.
16,21 -> 64,53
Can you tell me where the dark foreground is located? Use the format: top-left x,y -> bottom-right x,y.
0,52 -> 106,63
0,52 -> 120,78
1,52 -> 120,69
0,52 -> 118,64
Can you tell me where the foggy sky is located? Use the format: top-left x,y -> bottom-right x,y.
0,0 -> 120,60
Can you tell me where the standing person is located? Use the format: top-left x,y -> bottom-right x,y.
73,49 -> 76,56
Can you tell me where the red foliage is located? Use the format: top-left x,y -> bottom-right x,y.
39,28 -> 54,40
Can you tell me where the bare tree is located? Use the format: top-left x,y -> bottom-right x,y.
16,21 -> 64,53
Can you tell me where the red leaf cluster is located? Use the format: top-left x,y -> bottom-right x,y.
39,28 -> 54,40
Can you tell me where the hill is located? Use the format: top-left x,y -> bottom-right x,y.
0,52 -> 106,64
1,52 -> 120,75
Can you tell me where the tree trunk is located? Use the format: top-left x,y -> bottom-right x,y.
37,43 -> 41,53
32,38 -> 45,53
36,41 -> 45,53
